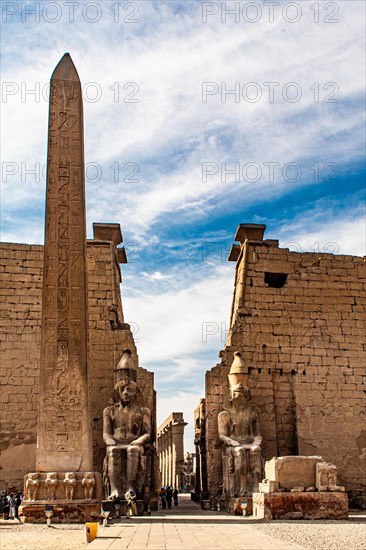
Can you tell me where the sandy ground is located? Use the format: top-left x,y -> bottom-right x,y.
0,520 -> 86,550
255,516 -> 366,550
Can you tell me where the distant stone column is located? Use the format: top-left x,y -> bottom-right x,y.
160,432 -> 165,486
158,440 -> 162,477
172,432 -> 177,488
167,430 -> 171,486
163,429 -> 168,486
172,422 -> 185,488
166,429 -> 170,486
159,431 -> 164,486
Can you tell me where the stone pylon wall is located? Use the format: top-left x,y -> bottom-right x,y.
0,234 -> 155,491
204,225 -> 366,502
0,243 -> 43,489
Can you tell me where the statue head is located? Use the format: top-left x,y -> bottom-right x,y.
229,382 -> 250,406
114,379 -> 138,405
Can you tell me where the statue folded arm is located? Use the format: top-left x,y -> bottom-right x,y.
130,407 -> 151,446
252,415 -> 263,449
218,411 -> 240,447
103,407 -> 116,446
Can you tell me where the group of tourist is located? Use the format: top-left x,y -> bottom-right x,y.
1,492 -> 22,520
159,486 -> 178,509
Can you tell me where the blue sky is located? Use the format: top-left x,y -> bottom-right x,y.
1,1 -> 365,451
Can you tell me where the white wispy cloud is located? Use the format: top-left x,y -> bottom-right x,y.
277,211 -> 366,257
142,271 -> 172,281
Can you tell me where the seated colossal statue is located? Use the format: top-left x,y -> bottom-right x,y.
103,350 -> 151,500
218,352 -> 262,497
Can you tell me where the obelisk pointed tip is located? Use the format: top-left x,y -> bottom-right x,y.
51,53 -> 80,82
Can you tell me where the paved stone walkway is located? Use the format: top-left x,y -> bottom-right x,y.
89,495 -> 303,549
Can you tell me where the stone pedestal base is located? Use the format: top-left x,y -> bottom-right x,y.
20,471 -> 103,523
225,496 -> 253,516
19,502 -> 101,523
253,491 -> 348,520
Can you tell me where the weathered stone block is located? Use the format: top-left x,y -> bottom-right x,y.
265,456 -> 325,490
259,480 -> 279,493
253,491 -> 348,519
253,492 -> 271,519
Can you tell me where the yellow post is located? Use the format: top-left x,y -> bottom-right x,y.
85,522 -> 98,542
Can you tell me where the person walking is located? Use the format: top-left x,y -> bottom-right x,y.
2,495 -> 10,520
7,494 -> 15,519
166,486 -> 172,510
173,487 -> 178,506
14,494 -> 21,520
159,487 -> 166,510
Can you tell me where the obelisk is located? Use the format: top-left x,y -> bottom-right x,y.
37,53 -> 92,472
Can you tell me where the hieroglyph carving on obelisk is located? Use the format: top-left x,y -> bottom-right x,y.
37,53 -> 92,472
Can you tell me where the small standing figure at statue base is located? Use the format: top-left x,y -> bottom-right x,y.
45,473 -> 58,501
63,472 -> 76,500
25,473 -> 40,502
82,472 -> 96,500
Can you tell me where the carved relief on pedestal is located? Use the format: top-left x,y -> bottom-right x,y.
23,472 -> 102,502
45,472 -> 58,500
63,472 -> 76,500
82,472 -> 96,500
316,463 -> 345,492
25,473 -> 40,501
